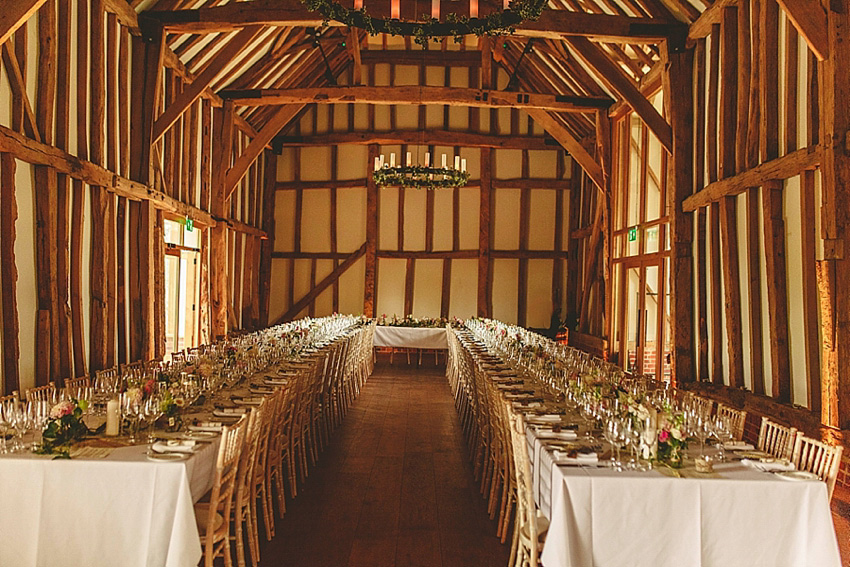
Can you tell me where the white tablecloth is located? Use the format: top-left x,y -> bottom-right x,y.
528,429 -> 842,567
0,441 -> 218,567
373,326 -> 448,349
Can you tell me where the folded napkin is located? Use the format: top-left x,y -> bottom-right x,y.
232,396 -> 264,405
151,440 -> 196,454
552,449 -> 598,465
536,429 -> 578,441
189,422 -> 223,432
213,408 -> 247,418
527,415 -> 565,424
250,387 -> 274,395
723,441 -> 755,451
741,458 -> 795,472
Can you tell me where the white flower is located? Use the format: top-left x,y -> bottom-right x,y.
671,427 -> 683,441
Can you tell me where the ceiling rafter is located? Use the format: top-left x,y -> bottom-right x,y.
152,25 -> 265,143
218,85 -> 615,112
565,36 -> 672,152
143,1 -> 686,44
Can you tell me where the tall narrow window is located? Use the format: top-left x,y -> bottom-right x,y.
163,219 -> 201,356
610,100 -> 672,381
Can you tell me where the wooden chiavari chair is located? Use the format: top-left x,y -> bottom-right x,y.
505,403 -> 548,567
25,382 -> 56,404
232,404 -> 265,567
255,388 -> 285,541
757,417 -> 797,459
790,432 -> 844,501
683,391 -> 715,418
0,392 -> 19,405
195,417 -> 247,567
715,403 -> 747,441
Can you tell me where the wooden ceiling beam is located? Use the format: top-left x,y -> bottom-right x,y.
145,3 -> 686,42
0,0 -> 48,45
526,109 -> 606,190
224,104 -> 305,199
566,36 -> 673,152
775,0 -> 828,61
219,85 -> 614,111
152,25 -> 264,143
271,129 -> 559,150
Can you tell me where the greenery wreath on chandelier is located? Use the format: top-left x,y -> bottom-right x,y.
302,0 -> 548,46
373,165 -> 471,189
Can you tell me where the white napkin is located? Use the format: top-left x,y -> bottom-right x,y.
741,458 -> 795,472
724,441 -> 755,451
213,408 -> 246,418
250,387 -> 274,395
188,422 -> 223,432
527,415 -> 563,424
265,377 -> 290,386
553,450 -> 598,465
232,396 -> 264,405
151,440 -> 196,454
536,429 -> 578,441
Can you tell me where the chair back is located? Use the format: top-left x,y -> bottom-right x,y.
506,403 -> 542,567
26,383 -> 57,404
205,418 -> 247,531
791,432 -> 844,500
757,417 -> 796,459
683,392 -> 714,418
0,392 -> 19,405
716,403 -> 747,441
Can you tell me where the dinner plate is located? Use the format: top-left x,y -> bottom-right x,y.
146,451 -> 190,462
774,470 -> 820,481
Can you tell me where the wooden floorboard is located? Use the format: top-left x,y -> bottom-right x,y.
259,361 -> 510,567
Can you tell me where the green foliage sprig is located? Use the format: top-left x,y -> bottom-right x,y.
35,400 -> 103,458
373,165 -> 470,189
302,0 -> 548,47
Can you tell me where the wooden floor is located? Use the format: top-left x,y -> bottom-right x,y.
259,360 -> 510,567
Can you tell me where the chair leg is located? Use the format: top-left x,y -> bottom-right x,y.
234,509 -> 247,567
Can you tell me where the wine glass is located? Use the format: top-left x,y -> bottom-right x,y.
604,417 -> 624,471
711,416 -> 733,462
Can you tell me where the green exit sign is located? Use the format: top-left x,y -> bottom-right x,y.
628,226 -> 638,242
185,217 -> 194,232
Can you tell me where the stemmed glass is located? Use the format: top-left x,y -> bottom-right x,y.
711,416 -> 733,462
687,409 -> 711,457
0,403 -> 10,454
121,393 -> 141,442
142,396 -> 163,443
604,417 -> 625,471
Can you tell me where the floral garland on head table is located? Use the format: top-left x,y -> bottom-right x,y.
302,0 -> 549,47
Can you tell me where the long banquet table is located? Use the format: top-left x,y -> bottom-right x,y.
0,440 -> 218,567
373,325 -> 448,349
526,427 -> 842,567
450,322 -> 842,567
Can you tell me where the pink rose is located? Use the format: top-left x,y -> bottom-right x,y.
144,379 -> 155,396
659,430 -> 670,443
50,401 -> 75,419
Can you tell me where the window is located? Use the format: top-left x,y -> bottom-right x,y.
163,219 -> 201,356
609,103 -> 672,381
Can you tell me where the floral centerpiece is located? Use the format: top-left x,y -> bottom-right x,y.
35,399 -> 101,458
656,409 -> 687,468
158,390 -> 186,432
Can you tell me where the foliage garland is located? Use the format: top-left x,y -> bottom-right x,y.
302,0 -> 548,46
373,165 -> 471,189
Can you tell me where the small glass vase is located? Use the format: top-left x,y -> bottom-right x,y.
666,445 -> 684,469
158,414 -> 182,433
